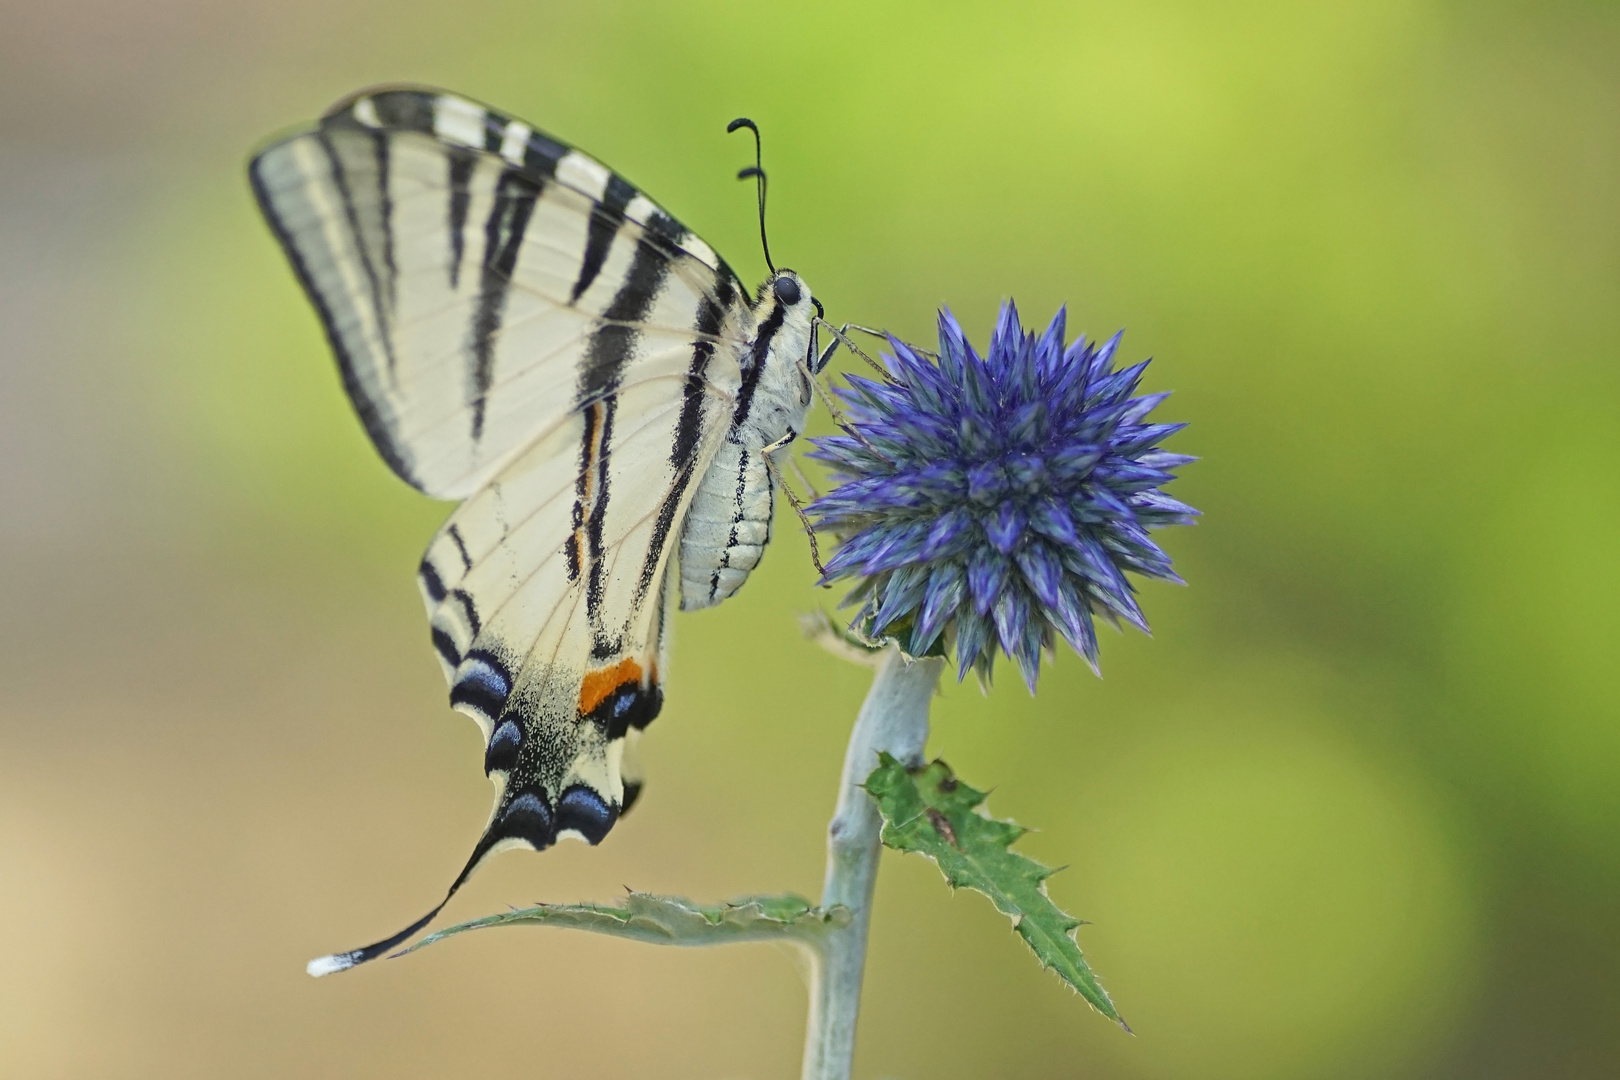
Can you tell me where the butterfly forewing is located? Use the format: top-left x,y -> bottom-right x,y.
250,85 -> 751,499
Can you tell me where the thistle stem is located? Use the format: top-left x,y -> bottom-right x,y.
801,646 -> 944,1080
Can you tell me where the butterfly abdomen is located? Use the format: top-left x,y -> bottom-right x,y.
679,440 -> 775,609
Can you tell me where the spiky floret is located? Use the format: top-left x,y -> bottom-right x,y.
808,302 -> 1197,691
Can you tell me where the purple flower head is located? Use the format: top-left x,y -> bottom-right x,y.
808,302 -> 1197,691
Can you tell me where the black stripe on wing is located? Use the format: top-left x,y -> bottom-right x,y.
361,88 -> 435,133
584,401 -> 617,660
373,131 -> 398,320
335,86 -> 569,177
572,174 -> 636,304
446,525 -> 474,571
249,153 -> 416,484
576,210 -> 686,405
569,209 -> 686,656
418,557 -> 448,603
566,401 -> 606,584
312,130 -> 400,379
634,276 -> 738,604
446,148 -> 478,288
327,85 -> 747,292
470,170 -> 543,439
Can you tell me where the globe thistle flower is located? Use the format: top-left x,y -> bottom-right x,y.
808,301 -> 1197,691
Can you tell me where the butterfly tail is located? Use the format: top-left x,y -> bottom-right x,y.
304,826 -> 510,977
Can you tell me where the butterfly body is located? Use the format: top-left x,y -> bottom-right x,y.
250,85 -> 823,973
680,275 -> 816,611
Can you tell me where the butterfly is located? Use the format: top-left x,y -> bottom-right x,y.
250,85 -> 831,975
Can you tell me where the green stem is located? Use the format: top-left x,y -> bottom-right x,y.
801,646 -> 944,1080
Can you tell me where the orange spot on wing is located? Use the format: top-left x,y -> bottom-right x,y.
578,657 -> 642,715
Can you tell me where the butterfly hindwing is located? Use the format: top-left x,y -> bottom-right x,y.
416,359 -> 733,882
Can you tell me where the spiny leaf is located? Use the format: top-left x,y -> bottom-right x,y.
865,753 -> 1126,1028
395,892 -> 851,957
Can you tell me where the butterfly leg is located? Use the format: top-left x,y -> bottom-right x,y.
814,321 -> 888,376
785,450 -> 821,500
842,322 -> 939,359
813,332 -> 845,373
761,431 -> 829,579
759,427 -> 800,457
815,321 -> 942,373
805,369 -> 892,469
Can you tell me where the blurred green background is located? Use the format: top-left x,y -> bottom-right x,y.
2,1 -> 1616,1077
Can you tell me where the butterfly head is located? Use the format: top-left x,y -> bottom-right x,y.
756,268 -> 822,380
762,269 -> 831,376
772,272 -> 803,308
762,268 -> 812,313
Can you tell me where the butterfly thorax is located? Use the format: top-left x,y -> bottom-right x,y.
678,271 -> 816,610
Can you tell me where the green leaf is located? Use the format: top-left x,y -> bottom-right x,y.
865,754 -> 1126,1028
396,892 -> 851,957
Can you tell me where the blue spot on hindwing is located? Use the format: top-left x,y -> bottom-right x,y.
555,785 -> 619,845
498,791 -> 555,850
484,718 -> 522,775
450,651 -> 511,722
585,681 -> 665,741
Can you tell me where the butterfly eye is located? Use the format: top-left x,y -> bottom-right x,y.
773,276 -> 801,306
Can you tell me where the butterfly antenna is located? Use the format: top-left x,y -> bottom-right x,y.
727,118 -> 775,275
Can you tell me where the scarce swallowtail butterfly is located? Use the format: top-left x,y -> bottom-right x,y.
250,86 -> 830,976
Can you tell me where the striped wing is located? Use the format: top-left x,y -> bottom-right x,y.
425,358 -> 732,864
256,88 -> 758,974
310,361 -> 735,976
250,85 -> 753,499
